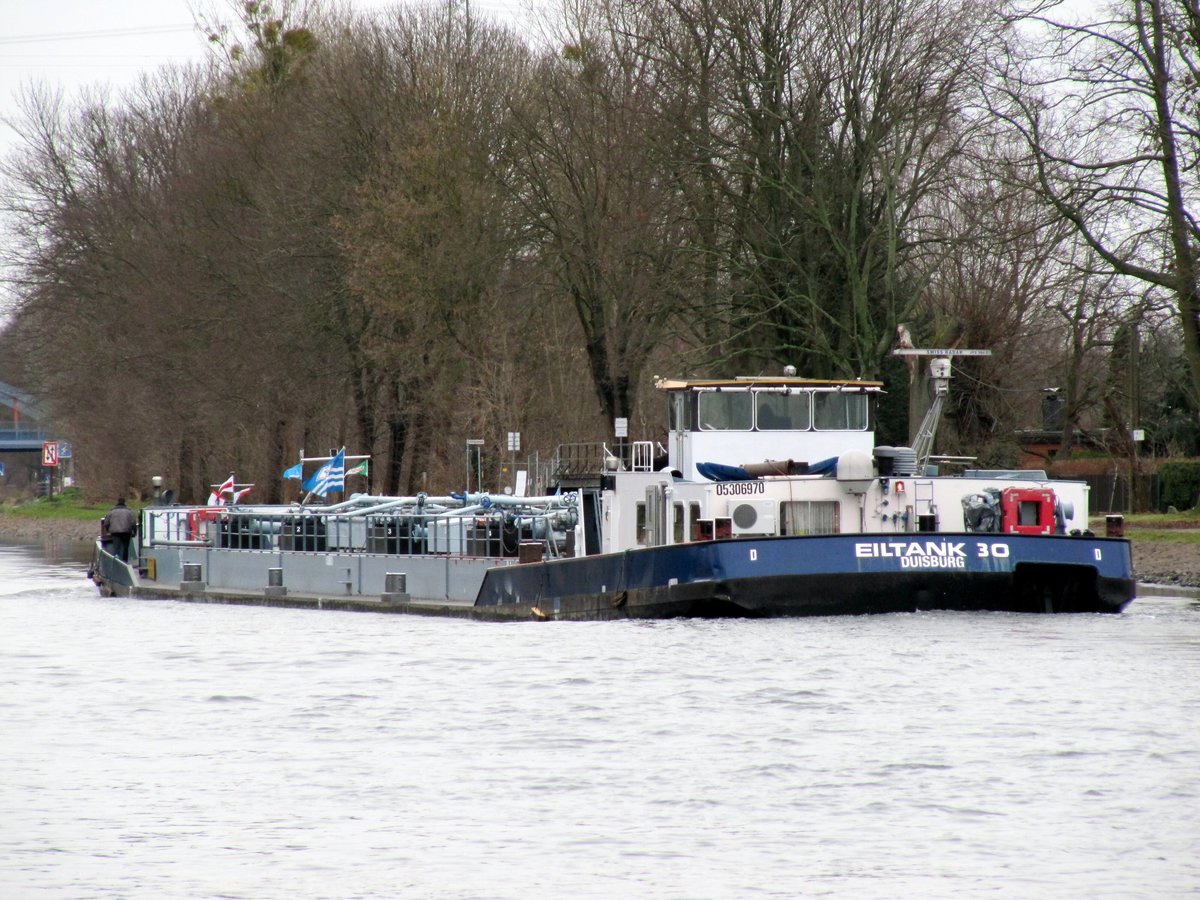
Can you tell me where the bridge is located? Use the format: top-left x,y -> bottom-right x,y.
0,381 -> 52,451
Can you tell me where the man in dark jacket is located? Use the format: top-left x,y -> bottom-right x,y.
102,498 -> 137,563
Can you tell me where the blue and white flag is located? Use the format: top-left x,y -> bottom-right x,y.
303,448 -> 345,497
282,462 -> 303,480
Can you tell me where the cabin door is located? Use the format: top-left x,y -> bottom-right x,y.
581,489 -> 602,555
645,483 -> 668,546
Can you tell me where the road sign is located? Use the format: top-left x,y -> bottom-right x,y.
42,441 -> 59,467
614,417 -> 629,438
507,432 -> 521,452
57,441 -> 72,459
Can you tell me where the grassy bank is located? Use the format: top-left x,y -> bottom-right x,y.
2,490 -> 113,521
1124,529 -> 1200,544
1119,508 -> 1200,527
1097,508 -> 1200,545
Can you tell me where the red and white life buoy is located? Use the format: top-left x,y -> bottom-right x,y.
187,508 -> 218,541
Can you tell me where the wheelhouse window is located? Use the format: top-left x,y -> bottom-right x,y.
812,391 -> 869,430
697,390 -> 753,430
755,390 -> 811,430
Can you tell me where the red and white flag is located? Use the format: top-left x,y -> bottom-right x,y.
208,474 -> 237,506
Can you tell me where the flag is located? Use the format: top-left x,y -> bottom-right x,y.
303,448 -> 345,497
347,459 -> 368,478
282,463 -> 303,480
231,486 -> 253,503
209,474 -> 239,506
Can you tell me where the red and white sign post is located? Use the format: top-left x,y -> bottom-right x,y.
41,441 -> 59,499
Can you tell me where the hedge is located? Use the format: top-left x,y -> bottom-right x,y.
1157,460 -> 1200,511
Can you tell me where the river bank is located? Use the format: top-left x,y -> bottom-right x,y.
1129,540 -> 1200,588
0,515 -> 100,544
0,512 -> 1196,588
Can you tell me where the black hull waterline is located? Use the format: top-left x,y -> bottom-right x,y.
500,569 -> 1135,620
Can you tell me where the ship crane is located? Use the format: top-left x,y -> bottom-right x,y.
893,347 -> 992,470
912,357 -> 951,469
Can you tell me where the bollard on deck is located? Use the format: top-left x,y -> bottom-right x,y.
382,572 -> 409,605
265,566 -> 287,598
181,562 -> 205,594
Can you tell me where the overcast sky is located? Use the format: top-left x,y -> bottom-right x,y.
0,0 -> 548,160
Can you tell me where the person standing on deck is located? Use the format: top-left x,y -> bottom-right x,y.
102,498 -> 137,563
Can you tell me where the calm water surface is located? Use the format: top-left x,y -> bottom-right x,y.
1,542 -> 1198,899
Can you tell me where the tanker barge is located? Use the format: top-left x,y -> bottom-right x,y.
91,364 -> 1135,618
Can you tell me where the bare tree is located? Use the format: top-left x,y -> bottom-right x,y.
502,1 -> 699,423
993,0 -> 1200,420
329,3 -> 533,490
624,0 -> 1002,379
1,7 -> 351,501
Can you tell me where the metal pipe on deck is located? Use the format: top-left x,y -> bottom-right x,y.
313,494 -> 379,513
347,502 -> 458,520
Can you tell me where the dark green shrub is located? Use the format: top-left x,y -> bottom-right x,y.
1157,460 -> 1200,511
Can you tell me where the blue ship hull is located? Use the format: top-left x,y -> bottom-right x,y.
475,533 -> 1135,618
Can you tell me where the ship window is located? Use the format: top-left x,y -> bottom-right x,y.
697,390 -> 752,430
781,501 -> 840,535
636,502 -> 647,545
812,392 -> 869,430
755,390 -> 810,430
673,502 -> 685,543
668,392 -> 692,431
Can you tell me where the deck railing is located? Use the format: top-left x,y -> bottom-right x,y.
141,505 -> 572,559
553,440 -> 664,480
